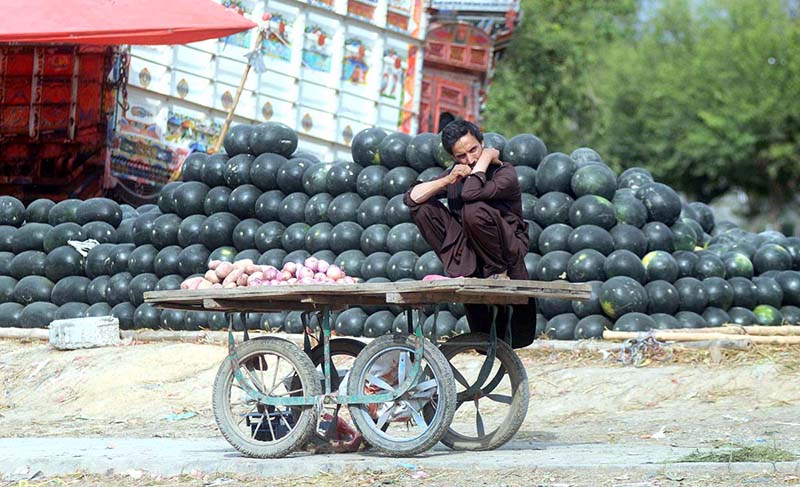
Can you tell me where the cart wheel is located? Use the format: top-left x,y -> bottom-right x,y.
212,337 -> 320,458
434,332 -> 529,451
346,334 -> 456,456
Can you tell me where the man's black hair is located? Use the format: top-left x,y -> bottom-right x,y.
437,112 -> 456,133
441,120 -> 483,156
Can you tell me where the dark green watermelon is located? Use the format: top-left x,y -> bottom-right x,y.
351,128 -> 387,166
422,310 -> 458,340
544,313 -> 579,339
76,198 -> 122,227
570,164 -> 617,200
185,310 -> 211,331
501,134 -> 547,168
200,212 -> 239,249
235,249 -> 261,263
533,192 -> 573,227
223,124 -> 253,156
570,147 -> 603,166
25,199 -> 55,224
613,193 -> 648,228
604,250 -> 646,284
303,222 -> 331,253
249,122 -> 297,157
257,249 -> 286,268
334,308 -> 367,336
610,224 -> 647,257
177,244 -> 210,277
357,165 -> 389,198
84,243 -> 114,279
207,246 -> 237,264
635,183 -> 682,226
155,274 -> 182,292
201,153 -> 228,187
357,196 -> 388,228
572,280 -> 603,318
613,312 -> 655,332
19,302 -> 58,328
688,202 -> 715,233
82,221 -> 117,244
9,251 -> 46,279
0,251 -> 12,276
330,249 -> 362,278
780,306 -> 800,324
414,251 -> 444,280
567,225 -> 614,255
728,276 -> 758,308
280,222 -> 309,252
482,132 -> 507,153
302,193 -> 331,226
703,277 -> 734,310
524,253 -> 541,279
0,276 -> 16,303
694,253 -> 725,280
363,310 -> 395,338
0,226 -> 16,252
154,246 -> 182,277
327,162 -> 363,196
47,199 -> 82,226
673,250 -> 699,279
116,219 -> 135,244
383,167 -> 418,199
645,280 -> 680,314
515,166 -> 537,195
385,195 -> 411,226
328,193 -> 362,225
378,132 -> 411,169
233,218 -> 262,251
418,167 -> 443,183
203,186 -> 231,215
617,168 -> 653,191
728,306 -> 757,325
536,152 -> 577,194
405,132 -> 438,172
250,153 -> 287,192
12,222 -> 51,253
574,314 -> 610,339
753,276 -> 784,307
566,249 -> 606,282
224,154 -> 255,187
177,215 -> 206,248
650,313 -> 681,329
538,223 -> 573,254
277,158 -> 312,194
150,213 -> 182,249
49,276 -> 89,306
254,189 -> 285,223
104,272 -> 132,306
753,243 -> 793,275
361,224 -> 390,254
44,246 -> 84,281
128,273 -> 158,307
599,276 -> 648,319
278,192 -> 308,226
228,184 -> 262,219
776,271 -> 800,306
361,251 -> 391,280
133,303 -> 162,329
433,136 -> 455,168
536,250 -> 571,281
111,302 -> 136,330
642,251 -> 679,282
0,196 -> 26,226
54,302 -> 89,321
675,311 -> 707,329
179,152 -> 206,182
569,195 -> 616,230
642,222 -> 675,253
702,307 -> 730,327
255,221 -> 286,252
173,182 -> 210,218
386,250 -> 417,281
84,302 -> 112,317
44,223 -> 85,253
671,220 -> 698,251
330,222 -> 364,254
674,277 -> 708,313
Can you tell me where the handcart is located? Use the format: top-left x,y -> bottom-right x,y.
145,278 -> 591,458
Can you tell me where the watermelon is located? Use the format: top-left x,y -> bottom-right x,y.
155,274 -> 183,292
610,224 -> 648,257
674,277 -> 708,313
702,307 -> 730,327
304,222 -> 332,253
694,253 -> 726,280
48,199 -> 83,226
604,250 -> 646,284
386,251 -> 418,281
200,154 -> 228,187
782,237 -> 800,269
688,202 -> 715,233
112,302 -> 136,330
177,244 -> 210,277
258,249 -> 287,268
133,303 -> 162,329
570,164 -> 617,200
521,193 -> 537,220
277,158 -> 312,194
9,251 -> 47,279
25,199 -> 55,224
635,183 -> 681,226
200,213 -> 239,249
544,313 -> 579,339
385,195 -> 412,226
645,280 -> 679,314
0,276 -> 17,303
254,190 -> 285,223
613,312 -> 655,332
617,168 -> 654,191
569,195 -> 616,230
776,271 -> 800,306
328,193 -> 363,225
728,307 -> 757,325
613,193 -> 648,228
207,247 -> 237,265
780,306 -> 800,324
433,137 -> 454,168
327,162 -> 363,195
566,249 -> 606,282
515,166 -> 537,194
570,147 -> 603,166
250,153 -> 288,191
224,154 -> 255,187
357,196 -> 388,228
536,250 -> 571,281
752,304 -> 782,326
377,132 -> 411,169
642,222 -> 675,253
572,280 -> 603,318
386,223 -> 420,254
753,276 -> 784,307
129,273 -> 159,307
673,250 -> 699,279
566,225 -> 614,256
177,215 -> 206,248
483,132 -> 507,152
223,124 -> 253,156
524,253 -> 541,279
0,302 -> 23,326
236,249 -> 261,262
418,167 -> 443,183
356,165 -> 389,198
173,182 -> 210,218
76,198 -> 122,227
414,251 -> 444,280
116,219 -> 135,244
650,313 -> 681,329
423,310 -> 458,340
253,221 -> 284,252
304,193 -> 332,226
330,222 -> 363,253
361,252 -> 391,280
54,302 -> 89,321
675,311 -> 707,329
44,223 -> 85,253
536,153 -> 577,194
722,251 -> 754,279
249,122 -> 297,157
228,184 -> 262,219
753,243 -> 793,275
233,219 -> 262,251
728,276 -> 759,309
642,251 -> 679,283
533,192 -> 573,227
351,128 -> 387,166
671,220 -> 698,251
501,134 -> 547,168
383,167 -> 419,199
405,133 -> 438,172
179,152 -> 206,182
703,277 -> 734,310
184,310 -> 211,331
203,186 -> 231,215
538,223 -> 573,254
12,223 -> 51,252
128,244 -> 158,275
0,226 -> 15,252
0,196 -> 25,226
154,246 -> 182,277
44,246 -> 84,281
599,276 -> 648,319
82,222 -> 117,244
150,213 -> 182,249
0,251 -> 11,276
526,220 -> 543,253
574,314 -> 610,339
335,308 -> 368,336
364,310 -> 395,338
20,302 -> 58,328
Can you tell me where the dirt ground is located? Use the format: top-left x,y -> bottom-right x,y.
1,336 -> 799,486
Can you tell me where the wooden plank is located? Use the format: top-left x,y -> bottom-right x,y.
386,290 -> 528,305
603,330 -> 800,345
202,299 -> 333,313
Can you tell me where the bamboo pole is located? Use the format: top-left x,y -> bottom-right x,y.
603,330 -> 800,345
649,325 -> 800,336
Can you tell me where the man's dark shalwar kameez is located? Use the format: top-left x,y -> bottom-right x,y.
403,162 -> 537,348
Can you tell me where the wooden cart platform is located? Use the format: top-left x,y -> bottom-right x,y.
144,278 -> 593,312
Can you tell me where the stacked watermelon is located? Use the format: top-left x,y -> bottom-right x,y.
2,119 -> 799,341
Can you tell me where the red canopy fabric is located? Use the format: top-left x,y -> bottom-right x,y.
0,0 -> 257,45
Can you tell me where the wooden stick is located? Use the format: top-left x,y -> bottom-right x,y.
603,330 -> 800,345
210,29 -> 266,154
649,325 -> 800,336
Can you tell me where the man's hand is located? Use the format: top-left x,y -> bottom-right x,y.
480,147 -> 501,165
448,164 -> 472,184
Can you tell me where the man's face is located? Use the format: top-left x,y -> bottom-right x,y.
450,133 -> 483,166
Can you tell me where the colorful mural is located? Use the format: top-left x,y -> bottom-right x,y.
221,0 -> 254,49
302,25 -> 333,73
380,49 -> 405,100
262,12 -> 293,62
342,37 -> 370,85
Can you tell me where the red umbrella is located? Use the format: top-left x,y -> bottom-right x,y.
0,0 -> 257,45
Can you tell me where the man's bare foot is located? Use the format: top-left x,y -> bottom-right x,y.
487,271 -> 510,280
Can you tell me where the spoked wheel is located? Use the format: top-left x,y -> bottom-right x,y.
435,332 -> 529,451
346,334 -> 456,456
212,337 -> 320,458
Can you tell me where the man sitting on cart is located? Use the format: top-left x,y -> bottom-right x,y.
403,120 -> 535,347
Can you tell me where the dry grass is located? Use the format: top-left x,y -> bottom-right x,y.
678,445 -> 798,463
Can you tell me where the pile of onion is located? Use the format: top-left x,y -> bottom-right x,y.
180,257 -> 357,290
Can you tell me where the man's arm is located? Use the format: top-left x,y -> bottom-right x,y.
407,164 -> 471,205
461,149 -> 519,201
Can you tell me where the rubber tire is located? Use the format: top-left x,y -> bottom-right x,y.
436,332 -> 529,451
346,334 -> 456,456
212,337 -> 320,458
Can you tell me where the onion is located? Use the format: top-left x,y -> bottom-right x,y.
326,265 -> 344,280
304,257 -> 319,272
287,277 -> 297,284
262,266 -> 278,280
314,272 -> 327,282
296,266 -> 315,280
299,276 -> 314,285
283,262 -> 298,276
278,270 -> 292,281
317,260 -> 330,273
340,276 -> 356,284
236,274 -> 249,286
269,279 -> 280,286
